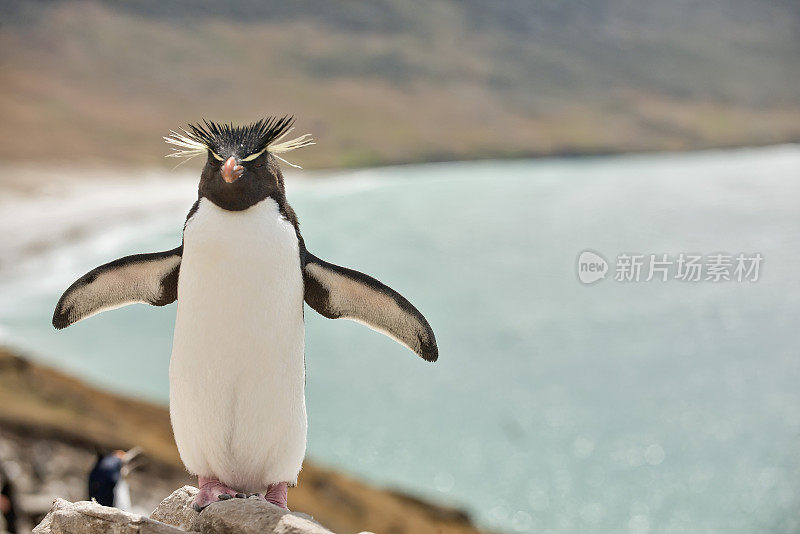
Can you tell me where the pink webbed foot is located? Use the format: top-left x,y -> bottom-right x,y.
265,481 -> 289,509
245,482 -> 289,509
192,476 -> 240,512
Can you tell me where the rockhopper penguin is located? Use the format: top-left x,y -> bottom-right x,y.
52,117 -> 438,511
88,448 -> 140,510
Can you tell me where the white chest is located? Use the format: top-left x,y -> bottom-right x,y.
177,197 -> 304,338
168,197 -> 308,488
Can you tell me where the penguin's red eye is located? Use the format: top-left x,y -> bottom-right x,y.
255,163 -> 264,168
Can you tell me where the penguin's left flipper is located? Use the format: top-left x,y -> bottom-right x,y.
52,246 -> 183,329
303,251 -> 438,362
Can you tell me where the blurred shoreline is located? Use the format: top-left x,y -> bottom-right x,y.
1,142 -> 796,278
0,346 -> 479,534
2,138 -> 799,177
1,142 -> 796,351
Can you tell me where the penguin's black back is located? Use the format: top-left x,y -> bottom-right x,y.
88,454 -> 122,507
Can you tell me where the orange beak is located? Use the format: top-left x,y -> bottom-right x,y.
221,156 -> 244,183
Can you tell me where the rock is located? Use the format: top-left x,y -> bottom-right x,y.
32,498 -> 185,534
35,487 -> 335,534
151,486 -> 199,530
190,499 -> 330,534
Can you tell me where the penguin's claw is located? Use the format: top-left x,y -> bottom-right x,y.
241,489 -> 287,508
192,476 -> 240,512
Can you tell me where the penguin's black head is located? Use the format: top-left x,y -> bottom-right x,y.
199,145 -> 285,211
165,117 -> 313,211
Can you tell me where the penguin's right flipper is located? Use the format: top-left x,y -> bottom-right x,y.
52,246 -> 182,329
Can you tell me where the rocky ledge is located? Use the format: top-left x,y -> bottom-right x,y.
33,486 -> 354,534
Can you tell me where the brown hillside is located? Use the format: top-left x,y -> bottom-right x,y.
1,0 -> 798,168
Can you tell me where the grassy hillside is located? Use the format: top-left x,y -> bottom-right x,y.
0,0 -> 798,168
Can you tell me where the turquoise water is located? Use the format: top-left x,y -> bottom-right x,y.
2,146 -> 799,533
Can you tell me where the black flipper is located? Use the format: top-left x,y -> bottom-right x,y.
303,251 -> 438,362
52,246 -> 183,329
